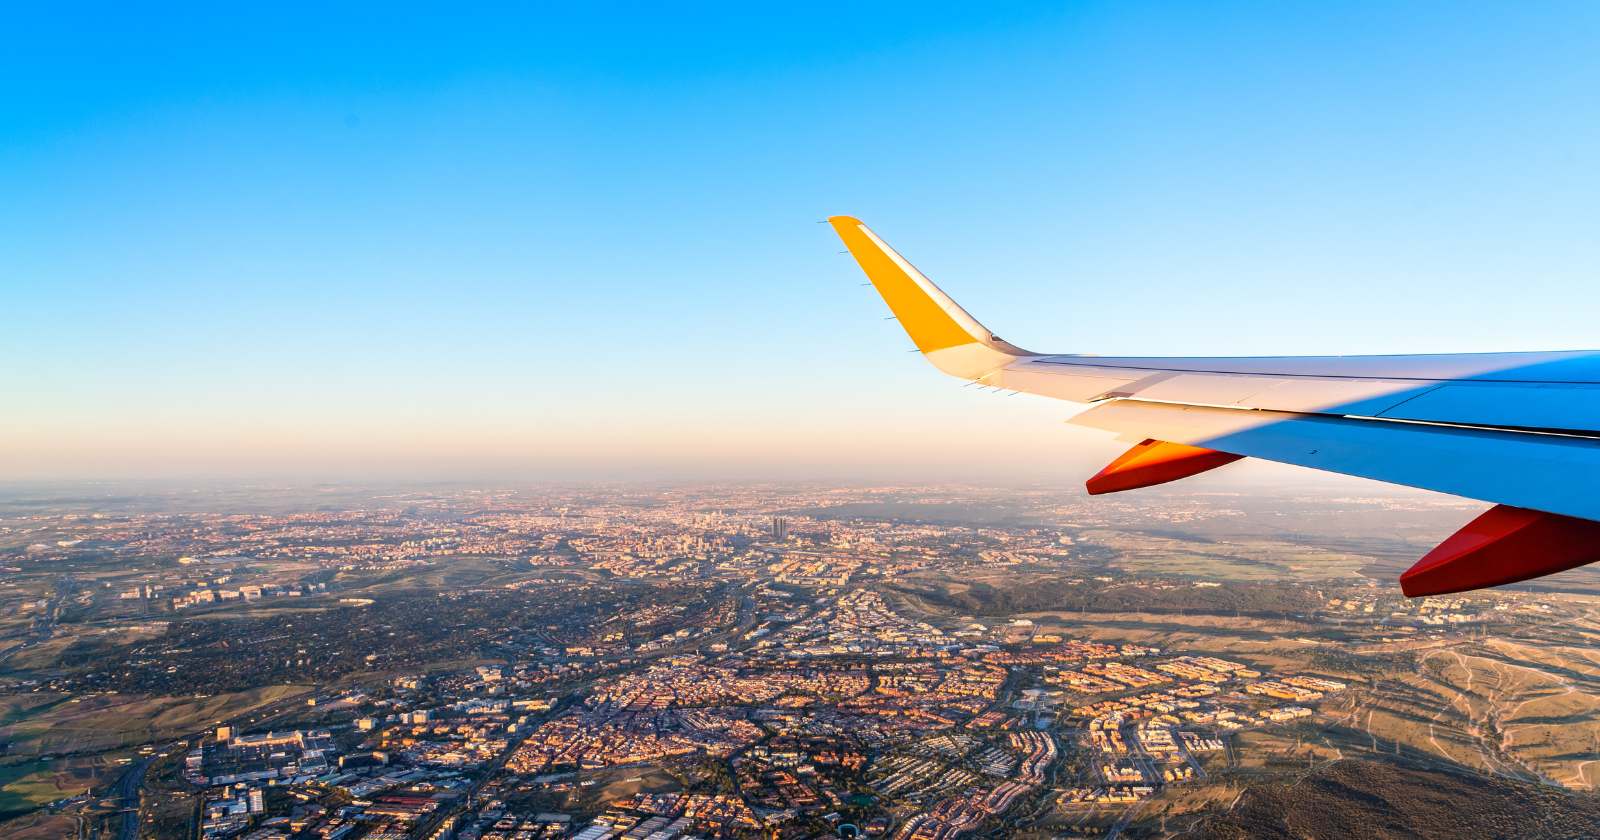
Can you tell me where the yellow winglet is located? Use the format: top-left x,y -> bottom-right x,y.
829,216 -> 1031,379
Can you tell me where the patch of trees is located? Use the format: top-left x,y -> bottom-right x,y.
889,577 -> 1319,619
49,583 -> 713,695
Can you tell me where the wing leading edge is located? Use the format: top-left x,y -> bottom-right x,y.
828,215 -> 1600,596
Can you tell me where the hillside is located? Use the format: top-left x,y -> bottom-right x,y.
1182,759 -> 1600,839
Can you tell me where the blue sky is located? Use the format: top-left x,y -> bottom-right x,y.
6,2 -> 1600,480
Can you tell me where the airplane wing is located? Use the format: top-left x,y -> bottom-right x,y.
829,215 -> 1600,597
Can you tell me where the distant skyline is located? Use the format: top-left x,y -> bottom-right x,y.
8,3 -> 1600,480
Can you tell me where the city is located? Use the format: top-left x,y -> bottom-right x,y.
3,483 -> 1598,838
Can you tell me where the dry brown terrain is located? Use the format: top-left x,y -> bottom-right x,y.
1178,759 -> 1600,839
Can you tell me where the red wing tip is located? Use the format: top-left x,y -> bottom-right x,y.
1084,476 -> 1131,496
1399,573 -> 1453,599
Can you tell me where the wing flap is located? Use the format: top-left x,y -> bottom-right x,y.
1029,352 -> 1600,383
1374,382 -> 1600,432
1069,399 -> 1600,521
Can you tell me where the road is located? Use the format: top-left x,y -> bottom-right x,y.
1103,797 -> 1150,840
3,574 -> 75,665
113,757 -> 152,840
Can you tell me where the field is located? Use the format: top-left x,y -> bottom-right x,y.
0,684 -> 310,757
0,810 -> 80,840
1322,630 -> 1600,789
3,623 -> 169,674
889,562 -> 1600,802
1083,530 -> 1374,582
0,754 -> 125,822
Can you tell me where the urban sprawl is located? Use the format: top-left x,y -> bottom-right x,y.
0,485 -> 1582,839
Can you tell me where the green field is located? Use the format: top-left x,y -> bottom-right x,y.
0,756 -> 110,821
0,684 -> 309,756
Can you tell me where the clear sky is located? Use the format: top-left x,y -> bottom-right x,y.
6,2 -> 1600,481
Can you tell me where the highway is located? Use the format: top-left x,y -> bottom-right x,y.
113,757 -> 152,840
